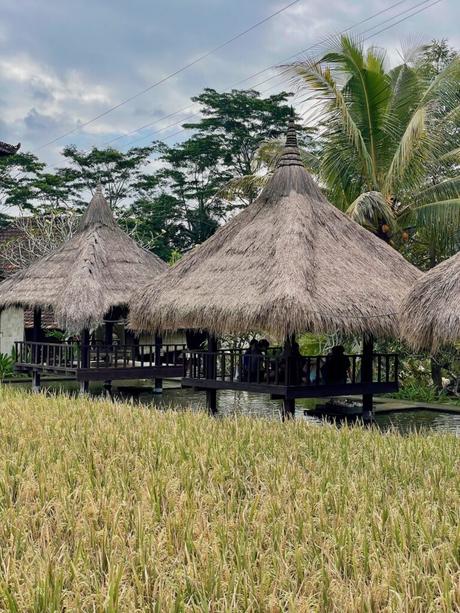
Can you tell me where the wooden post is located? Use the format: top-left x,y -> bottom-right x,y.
281,335 -> 296,420
79,328 -> 90,395
153,333 -> 163,394
103,319 -> 114,394
31,307 -> 42,392
206,335 -> 218,415
361,335 -> 374,421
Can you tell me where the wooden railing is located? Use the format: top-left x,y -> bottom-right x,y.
14,341 -> 186,371
15,341 -> 80,371
184,349 -> 399,387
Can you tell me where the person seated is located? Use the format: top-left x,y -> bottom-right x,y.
277,341 -> 304,385
258,339 -> 270,355
321,345 -> 351,385
242,339 -> 262,382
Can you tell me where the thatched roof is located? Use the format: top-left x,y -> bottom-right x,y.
0,141 -> 20,157
0,186 -> 167,332
129,119 -> 421,339
400,253 -> 460,351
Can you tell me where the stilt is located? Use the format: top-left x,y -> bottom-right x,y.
80,328 -> 90,396
206,389 -> 217,415
361,335 -> 374,421
206,334 -> 218,415
103,318 -> 113,392
31,307 -> 42,391
153,333 -> 163,394
281,334 -> 297,420
32,370 -> 41,393
282,397 -> 295,421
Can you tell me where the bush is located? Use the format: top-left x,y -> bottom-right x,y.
0,352 -> 14,380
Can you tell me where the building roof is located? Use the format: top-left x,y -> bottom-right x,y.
0,141 -> 20,157
0,186 -> 167,333
400,253 -> 460,351
129,119 -> 421,340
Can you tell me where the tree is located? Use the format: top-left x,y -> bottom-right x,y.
60,145 -> 155,210
121,175 -> 186,261
285,36 -> 460,248
183,88 -> 295,207
0,213 -> 79,275
140,88 -> 298,253
153,135 -> 226,247
0,152 -> 45,216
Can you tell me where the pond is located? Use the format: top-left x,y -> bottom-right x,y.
8,378 -> 460,435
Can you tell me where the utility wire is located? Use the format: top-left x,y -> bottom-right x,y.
10,0 -> 443,184
122,0 -> 443,150
104,0 -> 420,149
34,0 -> 302,151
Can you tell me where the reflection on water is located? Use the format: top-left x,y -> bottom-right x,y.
10,379 -> 460,435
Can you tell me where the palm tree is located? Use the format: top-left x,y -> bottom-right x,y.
285,36 -> 460,249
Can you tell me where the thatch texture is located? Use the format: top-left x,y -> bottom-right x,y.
0,187 -> 167,332
0,141 -> 20,156
400,253 -> 460,351
130,119 -> 421,339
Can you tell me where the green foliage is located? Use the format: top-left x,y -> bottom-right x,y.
125,88 -> 298,253
61,145 -> 155,210
0,152 -> 45,213
287,36 -> 460,264
0,353 -> 14,380
389,382 -> 449,404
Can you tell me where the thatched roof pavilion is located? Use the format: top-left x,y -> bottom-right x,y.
0,186 -> 167,333
130,119 -> 421,340
400,253 -> 460,352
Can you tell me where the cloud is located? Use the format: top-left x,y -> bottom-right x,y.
0,0 -> 458,168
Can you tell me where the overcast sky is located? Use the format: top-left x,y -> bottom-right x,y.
0,0 -> 458,168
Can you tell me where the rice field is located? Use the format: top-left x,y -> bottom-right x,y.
0,388 -> 458,612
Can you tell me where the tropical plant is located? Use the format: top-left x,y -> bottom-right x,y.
0,353 -> 14,380
285,36 -> 460,248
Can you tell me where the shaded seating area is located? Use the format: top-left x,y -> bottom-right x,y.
130,117 -> 421,418
0,186 -> 185,392
183,345 -> 399,398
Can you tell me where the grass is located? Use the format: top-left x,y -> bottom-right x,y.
0,388 -> 458,612
387,382 -> 460,406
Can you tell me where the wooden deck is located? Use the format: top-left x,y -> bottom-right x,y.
14,341 -> 186,382
182,348 -> 399,399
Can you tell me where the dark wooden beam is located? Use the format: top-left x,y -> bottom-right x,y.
103,318 -> 114,393
206,334 -> 218,415
282,334 -> 296,418
154,333 -> 163,393
80,328 -> 90,394
31,308 -> 42,391
361,335 -> 374,420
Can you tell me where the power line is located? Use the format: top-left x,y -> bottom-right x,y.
34,0 -> 301,152
11,0 -> 444,184
105,0 -> 419,150
121,0 -> 442,150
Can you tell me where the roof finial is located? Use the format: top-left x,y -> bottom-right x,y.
277,113 -> 303,168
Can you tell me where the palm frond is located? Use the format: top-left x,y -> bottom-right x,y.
411,198 -> 460,228
286,59 -> 376,186
415,177 -> 460,205
346,190 -> 395,230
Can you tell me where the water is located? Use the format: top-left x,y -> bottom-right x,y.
8,379 -> 460,435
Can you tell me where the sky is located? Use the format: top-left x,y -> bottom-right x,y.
0,0 -> 459,169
